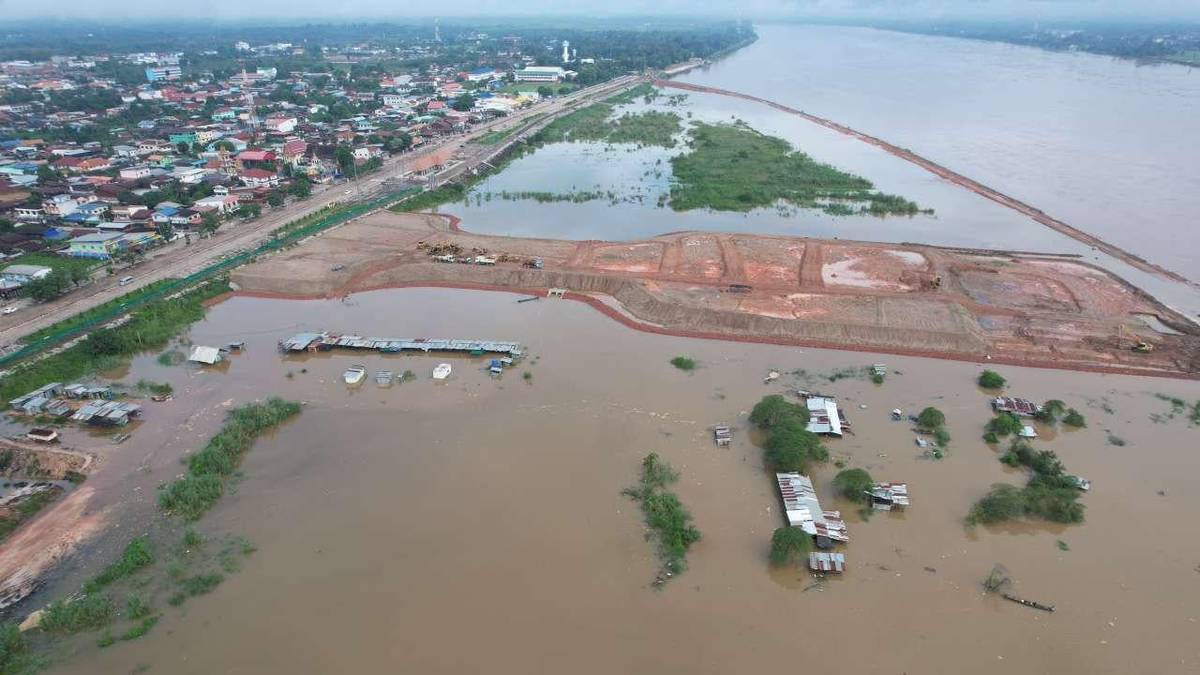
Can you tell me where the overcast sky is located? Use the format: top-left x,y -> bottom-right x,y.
2,0 -> 1197,22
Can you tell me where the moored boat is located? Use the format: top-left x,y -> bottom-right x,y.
343,365 -> 367,385
432,363 -> 452,380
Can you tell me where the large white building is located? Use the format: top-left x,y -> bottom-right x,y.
514,66 -> 570,83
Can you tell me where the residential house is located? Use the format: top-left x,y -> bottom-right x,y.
66,232 -> 124,259
239,168 -> 279,189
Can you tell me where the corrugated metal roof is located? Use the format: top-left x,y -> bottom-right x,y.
188,345 -> 222,364
775,472 -> 849,542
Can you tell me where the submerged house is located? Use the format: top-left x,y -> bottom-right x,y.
775,472 -> 848,546
71,400 -> 141,426
868,482 -> 910,511
992,397 -> 1041,417
9,382 -> 64,413
802,395 -> 845,437
188,345 -> 223,365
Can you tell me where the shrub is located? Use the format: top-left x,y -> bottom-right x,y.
934,427 -> 951,448
968,484 -> 1027,524
768,527 -> 811,566
832,468 -> 874,501
624,454 -> 700,578
0,623 -> 27,673
1036,399 -> 1068,423
978,370 -> 1006,389
1062,408 -> 1087,428
669,356 -> 697,371
983,431 -> 999,444
916,406 -> 945,430
749,395 -> 808,429
985,412 -> 1024,437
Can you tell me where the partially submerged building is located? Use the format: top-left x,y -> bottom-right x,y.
775,472 -> 848,546
868,482 -> 910,511
71,400 -> 141,426
188,345 -> 223,364
802,395 -> 845,437
9,382 -> 64,413
992,397 -> 1041,417
808,551 -> 846,574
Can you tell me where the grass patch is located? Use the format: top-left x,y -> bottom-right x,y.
119,616 -> 158,642
83,536 -> 154,594
669,356 -> 696,371
39,594 -> 115,634
622,453 -> 700,580
167,573 -> 224,606
535,102 -> 682,148
669,121 -> 930,216
156,349 -> 186,366
158,398 -> 301,520
3,252 -> 100,279
134,379 -> 173,397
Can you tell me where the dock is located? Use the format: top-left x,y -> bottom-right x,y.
280,332 -> 522,358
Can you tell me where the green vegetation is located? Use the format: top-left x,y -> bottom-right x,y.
159,398 -> 302,520
83,537 -> 154,594
1035,399 -> 1068,424
0,623 -> 29,674
1062,409 -> 1087,428
535,102 -> 682,148
167,573 -> 224,606
606,82 -> 656,105
156,349 -> 186,366
669,356 -> 697,371
984,411 -> 1023,442
969,441 -> 1085,525
4,253 -> 99,279
1057,539 -> 1070,551
134,380 -> 173,397
749,395 -> 828,473
125,596 -> 151,620
977,370 -> 1006,389
623,453 -> 700,578
832,468 -> 874,501
916,407 -> 945,430
668,122 -> 929,216
768,526 -> 811,566
119,616 -> 158,642
1106,433 -> 1126,447
0,488 -> 60,542
0,279 -> 227,403
40,594 -> 115,634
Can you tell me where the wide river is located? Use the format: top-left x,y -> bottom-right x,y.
448,24 -> 1200,316
41,289 -> 1200,674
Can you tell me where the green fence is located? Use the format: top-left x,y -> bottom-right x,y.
0,189 -> 418,370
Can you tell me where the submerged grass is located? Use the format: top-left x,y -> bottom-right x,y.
669,121 -> 930,216
622,453 -> 700,580
158,398 -> 302,520
83,537 -> 154,594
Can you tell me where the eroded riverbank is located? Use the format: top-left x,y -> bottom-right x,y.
38,288 -> 1200,675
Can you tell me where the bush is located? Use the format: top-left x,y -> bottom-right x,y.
968,484 -> 1027,524
768,527 -> 811,566
983,431 -> 999,444
669,356 -> 696,371
985,412 -> 1023,437
978,370 -> 1006,389
1062,408 -> 1087,428
1036,399 -> 1068,423
624,454 -> 700,578
0,623 -> 27,673
832,468 -> 874,501
749,395 -> 808,429
916,406 -> 945,430
934,427 -> 951,447
763,417 -> 825,472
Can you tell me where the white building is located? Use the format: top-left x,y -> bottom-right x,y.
776,472 -> 849,543
514,66 -> 570,83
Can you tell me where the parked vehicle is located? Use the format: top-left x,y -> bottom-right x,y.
119,275 -> 135,286
2,306 -> 16,315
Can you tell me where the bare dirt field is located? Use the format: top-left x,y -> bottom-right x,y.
231,210 -> 1200,377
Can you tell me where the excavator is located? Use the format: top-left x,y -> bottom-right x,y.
1120,324 -> 1155,353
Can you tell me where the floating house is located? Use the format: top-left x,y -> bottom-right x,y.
868,482 -> 910,511
808,551 -> 846,574
992,397 -> 1041,417
802,395 -> 845,437
775,472 -> 849,545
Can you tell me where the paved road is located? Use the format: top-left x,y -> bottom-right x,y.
0,75 -> 644,351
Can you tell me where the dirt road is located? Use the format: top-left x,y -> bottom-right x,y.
0,76 -> 645,351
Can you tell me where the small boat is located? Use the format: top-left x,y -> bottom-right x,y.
26,428 -> 59,443
432,363 -> 452,380
1067,475 -> 1091,492
488,359 -> 503,374
151,394 -> 173,402
375,370 -> 393,386
343,365 -> 366,385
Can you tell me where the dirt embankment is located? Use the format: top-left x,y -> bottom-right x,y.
0,441 -> 101,610
654,79 -> 1194,288
230,212 -> 1200,379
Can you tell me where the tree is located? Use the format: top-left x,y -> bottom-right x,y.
450,94 -> 475,111
155,222 -> 175,241
764,417 -> 826,472
536,85 -> 553,98
266,191 -> 285,208
25,269 -> 71,302
0,218 -> 13,234
1062,409 -> 1087,428
335,145 -> 355,175
83,328 -> 124,356
985,412 -> 1023,438
200,212 -> 220,235
288,178 -> 311,199
916,407 -> 945,430
175,141 -> 190,156
749,394 -> 808,429
978,370 -> 1006,389
768,527 -> 810,566
1036,399 -> 1067,423
241,203 -> 262,220
558,85 -> 573,95
68,266 -> 90,287
832,468 -> 874,501
968,484 -> 1027,525
36,164 -> 62,183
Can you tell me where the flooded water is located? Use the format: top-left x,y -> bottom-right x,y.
679,24 -> 1200,281
46,288 -> 1200,674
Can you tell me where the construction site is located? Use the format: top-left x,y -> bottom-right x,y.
229,210 -> 1200,378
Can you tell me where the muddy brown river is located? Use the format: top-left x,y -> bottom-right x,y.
43,288 -> 1200,674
